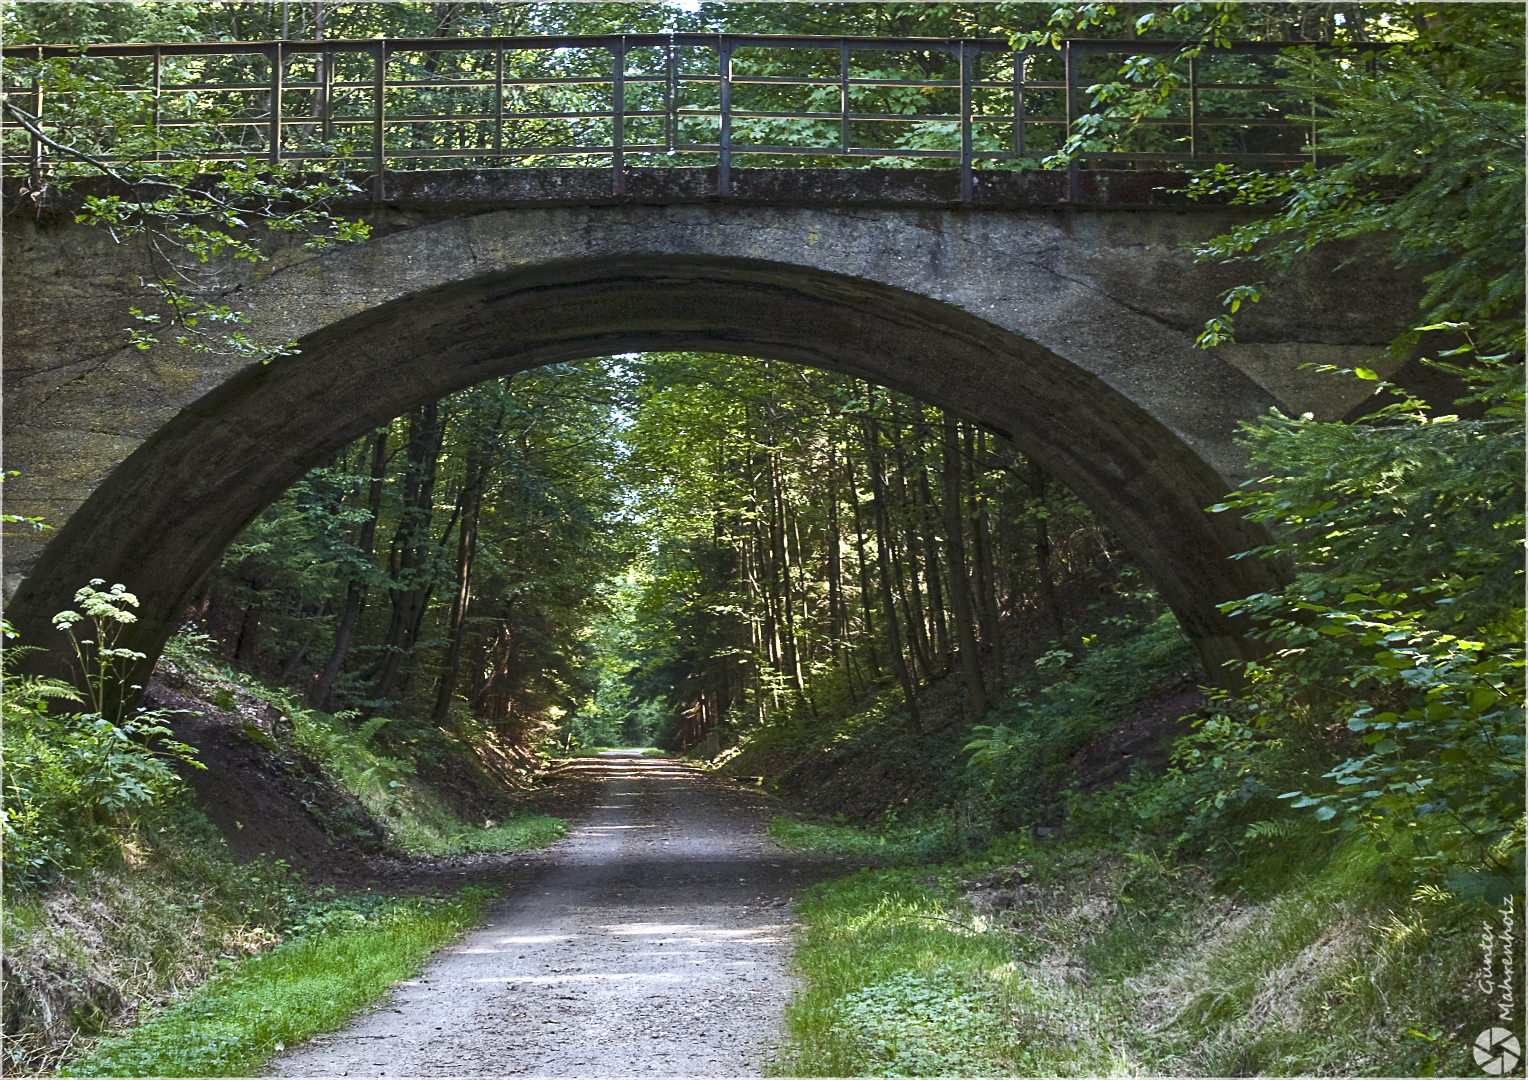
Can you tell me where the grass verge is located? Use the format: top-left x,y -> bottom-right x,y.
768,814 -> 966,863
376,783 -> 566,856
773,828 -> 1516,1077
60,887 -> 497,1078
777,865 -> 1035,1077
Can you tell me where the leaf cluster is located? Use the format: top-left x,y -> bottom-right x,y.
3,586 -> 203,894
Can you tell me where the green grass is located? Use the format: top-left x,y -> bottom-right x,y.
462,813 -> 566,852
61,887 -> 497,1078
775,866 -> 1035,1077
767,814 -> 966,863
772,827 -> 1512,1077
388,799 -> 566,857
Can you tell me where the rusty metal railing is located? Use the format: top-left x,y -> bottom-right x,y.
2,34 -> 1332,202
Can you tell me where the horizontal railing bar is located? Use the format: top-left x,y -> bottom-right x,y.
15,76 -> 1296,97
2,33 -> 1365,61
1075,149 -> 1311,160
3,147 -> 1317,164
23,108 -> 1304,128
3,33 -> 1009,60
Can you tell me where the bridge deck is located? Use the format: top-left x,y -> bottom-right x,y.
4,166 -> 1222,215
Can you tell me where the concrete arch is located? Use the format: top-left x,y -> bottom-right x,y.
9,252 -> 1280,687
3,174 -> 1419,688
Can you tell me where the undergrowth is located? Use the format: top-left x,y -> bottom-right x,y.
772,825 -> 1521,1077
768,815 -> 967,864
775,864 -> 1037,1077
59,886 -> 496,1078
4,624 -> 561,1073
0,805 -> 293,1074
159,628 -> 564,857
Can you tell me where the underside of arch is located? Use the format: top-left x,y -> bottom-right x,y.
7,255 -> 1283,694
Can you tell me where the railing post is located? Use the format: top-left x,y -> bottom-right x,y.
959,41 -> 974,203
717,36 -> 732,196
1012,47 -> 1026,158
493,47 -> 504,157
29,47 -> 44,189
612,36 -> 626,195
1188,53 -> 1198,159
372,43 -> 386,202
665,35 -> 677,155
839,40 -> 850,155
151,47 -> 162,152
269,43 -> 283,169
321,48 -> 334,145
1064,39 -> 1079,203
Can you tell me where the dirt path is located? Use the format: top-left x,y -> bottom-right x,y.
274,753 -> 837,1077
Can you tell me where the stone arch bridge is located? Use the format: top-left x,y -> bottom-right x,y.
3,168 -> 1419,688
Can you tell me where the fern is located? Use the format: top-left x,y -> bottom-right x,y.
1244,819 -> 1300,841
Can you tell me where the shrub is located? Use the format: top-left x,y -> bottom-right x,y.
2,584 -> 201,894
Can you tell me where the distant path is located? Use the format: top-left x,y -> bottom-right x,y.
274,755 -> 829,1077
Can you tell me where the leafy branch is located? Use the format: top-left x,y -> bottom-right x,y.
5,57 -> 372,363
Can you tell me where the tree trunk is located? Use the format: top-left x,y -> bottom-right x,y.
969,428 -> 1005,691
374,402 -> 445,708
914,439 -> 952,670
866,403 -> 922,732
888,418 -> 934,678
770,449 -> 806,695
942,413 -> 987,716
311,426 -> 390,709
845,435 -> 883,681
279,600 -> 329,683
825,442 -> 856,701
432,448 -> 491,725
1029,459 -> 1068,645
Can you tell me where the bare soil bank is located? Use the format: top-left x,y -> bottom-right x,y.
273,754 -> 846,1077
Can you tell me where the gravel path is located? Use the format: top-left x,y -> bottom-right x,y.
274,753 -> 833,1078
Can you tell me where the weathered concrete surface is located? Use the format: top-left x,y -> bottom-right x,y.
1,168 -> 1421,685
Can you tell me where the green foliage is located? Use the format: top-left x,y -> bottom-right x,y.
1163,5 -> 1527,902
3,588 -> 202,895
2,709 -> 195,892
776,865 -> 1030,1077
1207,392 -> 1526,896
1067,709 -> 1318,880
963,612 -> 1197,826
768,814 -> 967,864
608,350 -> 1139,762
777,829 -> 1512,1077
60,886 -> 495,1078
1184,23 -> 1526,360
200,363 -> 628,748
829,969 -> 1020,1077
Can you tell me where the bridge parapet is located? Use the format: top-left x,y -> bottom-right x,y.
4,34 -> 1346,202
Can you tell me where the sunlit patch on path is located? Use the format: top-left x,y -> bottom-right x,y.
273,757 -> 831,1077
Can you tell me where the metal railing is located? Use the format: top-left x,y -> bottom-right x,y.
2,34 -> 1333,201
